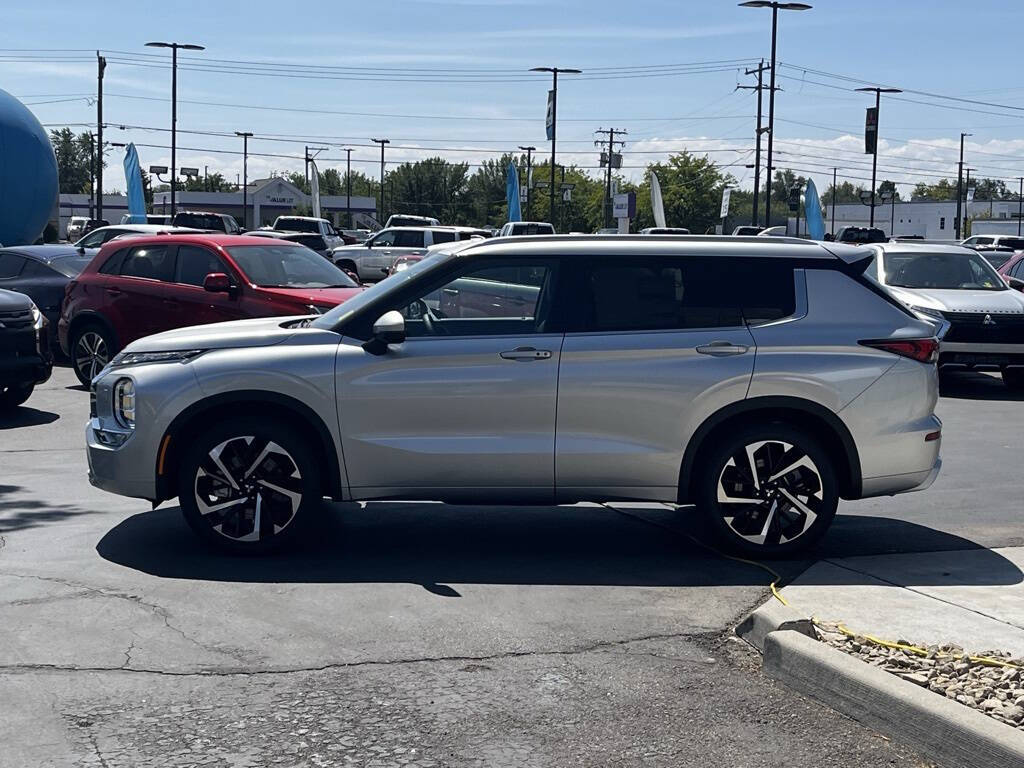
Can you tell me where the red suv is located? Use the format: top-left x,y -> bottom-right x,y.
59,234 -> 363,384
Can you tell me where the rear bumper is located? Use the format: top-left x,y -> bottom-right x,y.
861,455 -> 942,498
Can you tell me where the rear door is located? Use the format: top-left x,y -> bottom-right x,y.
555,256 -> 756,502
168,244 -> 248,327
105,243 -> 176,344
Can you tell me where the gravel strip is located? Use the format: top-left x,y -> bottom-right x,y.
815,621 -> 1024,731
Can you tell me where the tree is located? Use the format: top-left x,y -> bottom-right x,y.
50,128 -> 98,194
822,180 -> 867,204
630,152 -> 737,233
770,169 -> 809,204
878,179 -> 901,201
182,171 -> 233,192
386,157 -> 471,223
464,153 -> 527,227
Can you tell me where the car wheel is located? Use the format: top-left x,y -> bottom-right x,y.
0,383 -> 34,410
1002,368 -> 1024,390
696,424 -> 838,557
178,418 -> 321,554
70,324 -> 114,386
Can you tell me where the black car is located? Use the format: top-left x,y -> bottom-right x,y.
0,288 -> 52,410
246,230 -> 332,258
833,226 -> 888,244
0,246 -> 93,348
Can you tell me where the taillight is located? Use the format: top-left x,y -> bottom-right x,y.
860,338 -> 939,364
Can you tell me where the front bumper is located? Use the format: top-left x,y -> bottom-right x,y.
86,418 -> 157,500
938,342 -> 1024,369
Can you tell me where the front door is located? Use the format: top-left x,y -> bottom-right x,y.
336,259 -> 562,502
167,244 -> 247,328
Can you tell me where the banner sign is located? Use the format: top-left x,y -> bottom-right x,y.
865,107 -> 878,154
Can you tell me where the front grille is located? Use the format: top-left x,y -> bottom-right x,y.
0,309 -> 33,331
942,311 -> 1024,344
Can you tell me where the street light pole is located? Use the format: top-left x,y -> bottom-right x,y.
96,52 -> 106,221
371,138 -> 389,223
145,41 -> 205,219
739,2 -> 812,229
831,166 -> 837,236
530,66 -> 582,230
518,145 -> 536,221
235,132 -> 252,229
345,148 -> 353,227
855,85 -> 902,227
1018,177 -> 1023,237
956,132 -> 971,239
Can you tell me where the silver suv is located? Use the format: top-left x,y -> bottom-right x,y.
86,235 -> 942,556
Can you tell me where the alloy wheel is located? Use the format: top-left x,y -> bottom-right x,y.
74,331 -> 109,381
193,436 -> 303,543
716,440 -> 824,547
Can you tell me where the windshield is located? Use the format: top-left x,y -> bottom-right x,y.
311,250 -> 457,329
275,218 -> 320,233
49,255 -> 93,278
880,250 -> 1007,291
175,213 -> 224,230
226,245 -> 357,288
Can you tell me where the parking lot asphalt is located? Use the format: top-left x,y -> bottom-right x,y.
2,365 -> 1018,767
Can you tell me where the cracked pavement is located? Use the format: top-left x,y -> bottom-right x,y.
5,367 -> 1019,766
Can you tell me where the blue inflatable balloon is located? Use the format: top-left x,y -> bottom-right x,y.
0,89 -> 58,245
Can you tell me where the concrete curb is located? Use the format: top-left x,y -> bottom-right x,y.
763,630 -> 1024,768
735,598 -> 817,652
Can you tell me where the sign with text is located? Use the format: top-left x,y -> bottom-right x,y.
545,90 -> 555,141
720,187 -> 732,219
148,165 -> 168,175
613,192 -> 636,219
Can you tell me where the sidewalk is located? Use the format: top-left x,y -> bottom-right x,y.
779,546 -> 1024,657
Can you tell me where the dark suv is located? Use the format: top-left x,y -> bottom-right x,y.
172,211 -> 242,234
59,234 -> 363,384
0,288 -> 52,409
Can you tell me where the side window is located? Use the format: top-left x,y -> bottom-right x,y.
577,258 -> 745,332
975,237 -> 994,245
79,229 -> 109,248
175,245 -> 227,287
21,260 -> 57,279
99,248 -> 128,274
394,230 -> 425,248
430,230 -> 457,244
371,231 -> 396,247
0,253 -> 25,279
736,262 -> 797,324
118,245 -> 174,281
398,261 -> 554,337
1013,260 -> 1024,278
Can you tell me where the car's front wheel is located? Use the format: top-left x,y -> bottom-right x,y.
696,424 -> 838,557
70,324 -> 114,386
178,418 -> 321,554
0,383 -> 34,411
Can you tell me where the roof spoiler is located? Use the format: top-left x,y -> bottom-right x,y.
820,243 -> 877,275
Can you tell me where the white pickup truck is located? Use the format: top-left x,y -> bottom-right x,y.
332,226 -> 482,282
271,216 -> 345,250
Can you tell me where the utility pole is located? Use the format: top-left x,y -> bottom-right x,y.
345,148 -> 353,227
1018,177 -> 1023,237
235,132 -> 252,229
88,133 -> 96,219
956,132 -> 971,239
204,165 -> 208,191
96,52 -> 106,221
737,59 -> 770,227
304,146 -> 309,187
856,86 -> 902,227
594,128 -> 626,227
530,66 -> 582,230
518,145 -> 535,220
372,138 -> 390,223
831,167 -> 837,236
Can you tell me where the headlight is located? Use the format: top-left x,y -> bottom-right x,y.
113,378 -> 135,429
108,349 -> 204,367
910,305 -> 944,320
29,302 -> 44,330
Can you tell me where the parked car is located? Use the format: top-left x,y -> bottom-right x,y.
72,225 -> 206,256
60,234 -> 363,385
971,244 -> 1016,270
120,214 -> 172,225
834,226 -> 887,244
66,217 -> 109,241
0,288 -> 51,410
733,226 -> 763,236
868,242 -> 1024,388
961,235 -> 1024,251
85,235 -> 941,557
498,221 -> 556,237
172,211 -> 242,234
332,227 -> 468,282
270,216 -> 345,250
0,245 -> 93,347
247,230 -> 333,259
997,251 -> 1024,289
340,229 -> 368,245
641,227 -> 691,235
384,214 -> 439,229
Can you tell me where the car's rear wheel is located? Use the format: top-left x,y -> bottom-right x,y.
1002,367 -> 1024,390
178,418 -> 321,554
696,424 -> 838,557
70,324 -> 114,386
0,383 -> 34,411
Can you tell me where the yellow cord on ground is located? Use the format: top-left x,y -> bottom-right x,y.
600,503 -> 1021,671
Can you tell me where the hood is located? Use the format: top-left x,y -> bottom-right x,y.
122,316 -> 308,354
256,285 -> 363,307
886,285 -> 1024,315
0,288 -> 33,312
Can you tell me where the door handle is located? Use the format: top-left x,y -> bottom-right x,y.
696,341 -> 750,356
500,346 -> 552,361
105,287 -> 122,296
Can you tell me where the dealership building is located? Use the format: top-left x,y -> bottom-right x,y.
58,176 -> 377,236
823,198 -> 1024,239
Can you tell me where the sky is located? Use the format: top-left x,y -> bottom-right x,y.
6,0 -> 1024,202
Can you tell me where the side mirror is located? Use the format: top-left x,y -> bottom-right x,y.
364,311 -> 405,354
1008,277 -> 1024,292
381,267 -> 390,276
203,272 -> 233,293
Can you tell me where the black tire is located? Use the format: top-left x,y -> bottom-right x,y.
177,417 -> 321,554
70,323 -> 115,386
0,383 -> 34,411
695,423 -> 838,558
1002,368 -> 1024,390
